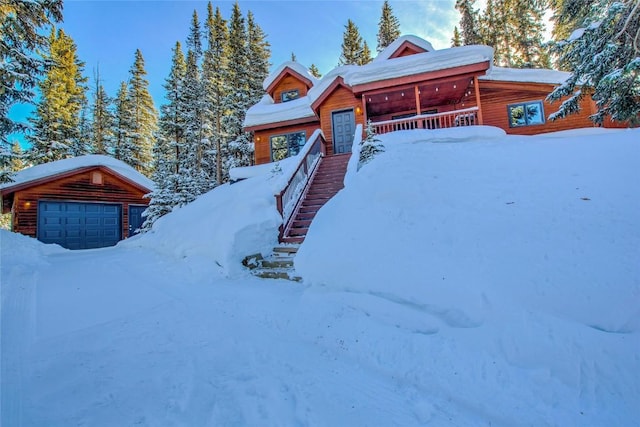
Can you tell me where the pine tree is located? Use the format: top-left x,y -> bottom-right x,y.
203,4 -> 230,185
27,28 -> 88,164
339,19 -> 366,66
187,10 -> 203,61
113,81 -> 136,165
225,2 -> 254,172
141,134 -> 177,231
359,120 -> 385,169
550,0 -> 594,40
456,0 -> 482,45
91,74 -> 115,155
309,63 -> 322,78
160,41 -> 187,171
360,41 -> 373,65
547,0 -> 640,125
71,101 -> 92,156
0,0 -> 62,149
247,10 -> 271,105
376,0 -> 401,52
127,49 -> 158,175
451,26 -> 463,47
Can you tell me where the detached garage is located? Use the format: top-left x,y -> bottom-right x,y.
1,155 -> 154,250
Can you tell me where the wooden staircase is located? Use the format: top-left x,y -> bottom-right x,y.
281,153 -> 351,244
243,245 -> 301,281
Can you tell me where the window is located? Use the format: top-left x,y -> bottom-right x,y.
270,131 -> 306,161
508,101 -> 545,127
281,89 -> 300,102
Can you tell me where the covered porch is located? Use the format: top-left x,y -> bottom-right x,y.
357,74 -> 485,135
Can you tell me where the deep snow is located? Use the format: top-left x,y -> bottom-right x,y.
2,127 -> 639,426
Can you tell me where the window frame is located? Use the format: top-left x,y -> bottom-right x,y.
281,89 -> 300,103
270,131 -> 307,161
507,100 -> 545,128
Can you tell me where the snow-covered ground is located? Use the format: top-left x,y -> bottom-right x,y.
2,127 -> 639,426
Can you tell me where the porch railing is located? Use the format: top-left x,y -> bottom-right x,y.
372,107 -> 480,135
275,129 -> 325,238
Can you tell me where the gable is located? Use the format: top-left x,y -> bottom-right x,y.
388,41 -> 430,59
269,73 -> 311,104
264,63 -> 317,102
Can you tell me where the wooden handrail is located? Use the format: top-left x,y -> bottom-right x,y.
275,130 -> 325,239
373,107 -> 480,135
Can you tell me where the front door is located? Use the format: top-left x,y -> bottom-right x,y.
128,205 -> 146,236
331,109 -> 355,154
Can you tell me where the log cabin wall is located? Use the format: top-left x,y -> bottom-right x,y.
253,122 -> 321,165
271,75 -> 310,104
318,86 -> 365,155
10,167 -> 148,238
479,81 -> 598,135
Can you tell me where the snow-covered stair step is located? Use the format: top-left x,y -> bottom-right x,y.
242,246 -> 301,282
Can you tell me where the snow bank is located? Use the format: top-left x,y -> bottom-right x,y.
125,171 -> 283,276
296,126 -> 640,424
1,230 -> 65,268
0,154 -> 154,191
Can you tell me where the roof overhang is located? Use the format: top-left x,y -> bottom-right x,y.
352,60 -> 491,95
245,115 -> 319,132
0,165 -> 153,199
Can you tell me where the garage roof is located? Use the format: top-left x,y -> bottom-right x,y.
0,155 -> 155,195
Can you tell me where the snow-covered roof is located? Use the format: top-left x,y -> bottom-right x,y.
244,94 -> 317,128
372,34 -> 435,63
0,154 -> 155,192
262,61 -> 319,92
348,45 -> 493,87
480,66 -> 570,85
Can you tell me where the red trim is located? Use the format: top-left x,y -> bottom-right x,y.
310,77 -> 352,112
388,40 -> 430,59
0,165 -> 152,198
352,61 -> 491,94
265,68 -> 314,96
245,116 -> 319,132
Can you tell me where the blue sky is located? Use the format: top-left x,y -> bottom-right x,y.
11,0 -> 460,144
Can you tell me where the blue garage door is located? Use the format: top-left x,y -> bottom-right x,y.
38,201 -> 122,249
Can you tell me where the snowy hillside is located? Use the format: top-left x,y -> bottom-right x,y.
2,127 -> 639,426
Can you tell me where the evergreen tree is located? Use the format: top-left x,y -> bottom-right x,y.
547,0 -> 640,125
360,41 -> 373,65
141,134 -> 177,231
376,0 -> 401,52
203,4 -> 230,185
339,19 -> 366,66
225,2 -> 254,171
27,28 -> 88,164
550,0 -> 594,40
247,10 -> 271,105
10,141 -> 26,171
0,0 -> 62,150
91,74 -> 115,155
113,81 -> 136,164
451,26 -> 463,47
160,41 -> 187,171
127,49 -> 158,175
359,120 -> 385,169
456,0 -> 481,45
186,9 -> 203,61
71,101 -> 92,156
309,63 -> 322,78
